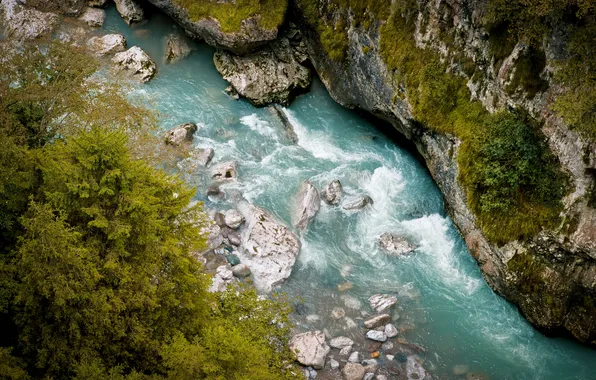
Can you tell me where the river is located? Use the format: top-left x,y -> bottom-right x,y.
102,5 -> 596,379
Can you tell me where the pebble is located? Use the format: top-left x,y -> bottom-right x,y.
348,351 -> 362,363
345,317 -> 358,329
340,345 -> 353,357
331,307 -> 346,320
386,355 -> 395,361
381,341 -> 394,351
371,351 -> 380,358
329,336 -> 354,349
328,358 -> 340,370
366,330 -> 388,342
384,323 -> 398,338
363,373 -> 375,380
364,314 -> 392,329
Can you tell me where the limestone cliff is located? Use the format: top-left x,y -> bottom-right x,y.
289,0 -> 596,344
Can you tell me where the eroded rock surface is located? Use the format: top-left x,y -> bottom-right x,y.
294,181 -> 320,230
289,331 -> 330,370
112,46 -> 156,83
88,34 -> 127,56
114,0 -> 144,25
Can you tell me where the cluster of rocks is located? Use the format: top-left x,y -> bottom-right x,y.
290,294 -> 431,380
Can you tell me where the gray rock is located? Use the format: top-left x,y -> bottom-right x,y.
379,233 -> 417,256
364,314 -> 391,329
164,123 -> 197,146
368,294 -> 398,313
224,209 -> 244,229
227,232 -> 241,246
165,33 -> 192,63
364,373 -> 375,380
1,0 -> 59,41
112,46 -> 156,83
88,0 -> 108,7
362,359 -> 378,372
339,345 -> 353,357
208,265 -> 235,292
381,341 -> 394,351
211,161 -> 237,181
294,181 -> 321,230
232,263 -> 251,278
342,363 -> 366,380
384,324 -> 398,338
237,205 -> 301,292
289,331 -> 330,370
270,105 -> 299,143
406,356 -> 427,380
322,180 -> 343,205
79,7 -> 104,27
214,212 -> 226,227
87,34 -> 127,56
348,351 -> 361,363
343,195 -> 373,211
114,0 -> 144,24
146,0 -> 280,55
213,37 -> 311,107
329,336 -> 353,349
328,358 -> 340,370
366,330 -> 387,342
192,147 -> 214,167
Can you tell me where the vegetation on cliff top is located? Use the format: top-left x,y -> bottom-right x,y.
173,0 -> 288,33
0,41 -> 297,379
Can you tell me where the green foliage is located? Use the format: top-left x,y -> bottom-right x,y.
0,41 -> 298,380
172,0 -> 287,33
506,47 -> 549,98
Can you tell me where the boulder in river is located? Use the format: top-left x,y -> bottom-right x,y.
369,294 -> 397,313
322,180 -> 343,205
213,37 -> 311,107
211,161 -> 238,181
114,0 -> 144,25
165,33 -> 192,63
191,147 -> 214,167
269,105 -> 299,144
237,205 -> 301,292
343,195 -> 373,211
364,314 -> 391,329
164,123 -> 198,146
379,232 -> 417,256
289,330 -> 330,370
112,46 -> 156,83
294,181 -> 320,230
87,34 -> 127,56
224,209 -> 244,230
342,362 -> 366,380
79,7 -> 105,27
231,263 -> 251,278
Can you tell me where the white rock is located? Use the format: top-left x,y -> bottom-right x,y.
212,161 -> 238,181
224,209 -> 244,229
231,264 -> 251,278
407,356 -> 427,380
363,373 -> 375,380
328,358 -> 340,370
208,265 -> 235,292
87,34 -> 127,56
369,294 -> 398,313
322,180 -> 343,205
364,314 -> 392,329
385,356 -> 394,362
329,336 -> 353,349
79,7 -> 105,27
385,323 -> 398,338
164,123 -> 197,146
112,46 -> 156,83
294,181 -> 320,230
366,330 -> 387,342
114,0 -> 144,24
348,351 -> 362,363
289,331 -> 330,370
339,345 -> 353,357
343,195 -> 373,210
237,205 -> 301,292
379,232 -> 417,256
306,314 -> 320,323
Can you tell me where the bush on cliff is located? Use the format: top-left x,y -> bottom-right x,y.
0,41 -> 297,380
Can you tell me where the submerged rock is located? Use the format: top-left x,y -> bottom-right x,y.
366,330 -> 387,342
165,33 -> 192,63
112,46 -> 156,83
289,331 -> 330,370
238,205 -> 301,292
369,294 -> 398,313
213,37 -> 311,107
343,195 -> 373,211
79,7 -> 105,27
164,123 -> 198,146
294,181 -> 321,230
329,336 -> 353,349
322,180 -> 343,205
364,314 -> 391,329
406,356 -> 427,380
379,232 -> 417,256
269,105 -> 299,144
191,147 -> 214,167
87,34 -> 127,56
342,362 -> 366,380
114,0 -> 144,25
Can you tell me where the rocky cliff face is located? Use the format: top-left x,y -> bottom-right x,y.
289,0 -> 596,343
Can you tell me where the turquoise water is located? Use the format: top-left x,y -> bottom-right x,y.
102,6 -> 596,379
